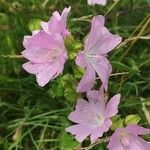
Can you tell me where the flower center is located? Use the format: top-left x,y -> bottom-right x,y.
48,49 -> 59,59
86,53 -> 100,59
120,137 -> 129,147
120,131 -> 129,147
86,53 -> 105,64
93,114 -> 104,126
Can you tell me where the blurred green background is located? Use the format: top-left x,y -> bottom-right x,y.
0,0 -> 150,149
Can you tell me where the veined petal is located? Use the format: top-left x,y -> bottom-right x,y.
107,129 -> 124,150
129,135 -> 150,150
21,48 -> 50,63
90,27 -> 122,55
41,7 -> 71,37
126,124 -> 150,136
90,119 -> 112,143
87,89 -> 105,115
60,7 -> 71,29
23,61 -> 58,86
90,56 -> 112,91
104,94 -> 121,118
77,65 -> 96,92
22,61 -> 49,74
41,21 -> 49,34
66,124 -> 93,143
23,61 -> 63,87
36,61 -> 61,87
75,52 -> 87,68
68,99 -> 98,124
84,15 -> 122,55
85,15 -> 105,51
23,30 -> 39,48
23,31 -> 62,50
41,11 -> 61,35
22,32 -> 66,63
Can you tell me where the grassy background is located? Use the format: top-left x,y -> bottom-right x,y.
0,0 -> 150,149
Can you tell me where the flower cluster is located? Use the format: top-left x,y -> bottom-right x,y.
21,5 -> 150,150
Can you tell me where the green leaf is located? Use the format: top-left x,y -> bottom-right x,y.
111,115 -> 124,131
59,131 -> 78,150
60,74 -> 76,87
73,67 -> 84,79
64,83 -> 77,102
61,74 -> 77,102
112,61 -> 140,74
28,19 -> 41,31
125,114 -> 141,125
65,36 -> 82,60
0,13 -> 8,25
48,82 -> 64,98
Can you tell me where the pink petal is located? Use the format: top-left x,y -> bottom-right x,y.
23,35 -> 32,48
90,56 -> 112,91
90,119 -> 112,143
68,99 -> 97,124
126,124 -> 150,136
55,56 -> 67,76
138,138 -> 150,150
129,135 -> 150,150
66,124 -> 93,143
90,27 -> 122,55
77,65 -> 96,92
41,11 -> 61,35
60,7 -> 71,29
75,52 -> 87,68
36,61 -> 61,87
87,89 -> 105,115
84,15 -> 121,55
22,32 -> 66,63
104,94 -> 121,118
23,30 -> 39,48
87,0 -> 107,6
22,61 -> 49,74
22,48 -> 50,63
52,11 -> 61,20
107,128 -> 124,150
47,17 -> 61,34
23,61 -> 63,87
51,33 -> 66,50
41,21 -> 50,34
41,7 -> 71,37
23,31 -> 62,50
85,15 -> 105,51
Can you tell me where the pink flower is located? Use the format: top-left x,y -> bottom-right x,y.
108,124 -> 150,150
22,31 -> 67,87
88,0 -> 107,6
66,89 -> 121,143
41,7 -> 71,38
75,15 -> 122,92
22,7 -> 71,86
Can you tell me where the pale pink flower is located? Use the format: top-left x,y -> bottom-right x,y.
66,89 -> 121,143
41,7 -> 71,38
22,31 -> 67,87
108,124 -> 150,150
88,0 -> 107,6
75,15 -> 122,92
